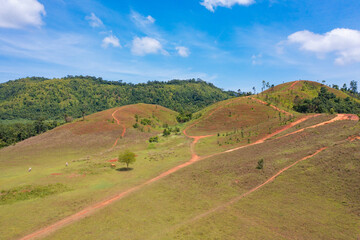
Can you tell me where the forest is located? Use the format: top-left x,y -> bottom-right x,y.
0,119 -> 59,148
293,86 -> 360,114
0,76 -> 237,120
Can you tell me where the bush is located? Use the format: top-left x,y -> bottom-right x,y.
163,128 -> 171,137
176,113 -> 192,123
149,136 -> 159,143
140,118 -> 152,126
256,159 -> 264,169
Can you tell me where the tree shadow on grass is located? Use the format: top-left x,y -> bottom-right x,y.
116,167 -> 133,172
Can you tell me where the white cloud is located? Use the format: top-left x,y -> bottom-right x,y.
0,0 -> 46,28
176,46 -> 190,57
200,0 -> 255,12
131,11 -> 156,27
85,13 -> 103,27
131,36 -> 167,56
147,15 -> 155,24
102,34 -> 121,48
288,28 -> 360,65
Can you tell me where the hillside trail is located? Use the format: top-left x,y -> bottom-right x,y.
248,97 -> 293,116
289,80 -> 299,90
109,108 -> 127,149
19,101 -> 358,240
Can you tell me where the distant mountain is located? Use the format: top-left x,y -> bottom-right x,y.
0,76 -> 236,120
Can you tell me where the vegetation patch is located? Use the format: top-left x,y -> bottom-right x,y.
294,87 -> 360,114
0,183 -> 69,205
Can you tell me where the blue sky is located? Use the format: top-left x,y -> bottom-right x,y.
0,0 -> 360,91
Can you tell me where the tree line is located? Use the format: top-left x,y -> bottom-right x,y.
293,86 -> 360,114
0,76 -> 237,120
0,119 -> 59,148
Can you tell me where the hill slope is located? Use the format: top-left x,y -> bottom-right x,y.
23,108 -> 360,240
259,80 -> 360,111
0,103 -> 193,240
0,76 -> 234,120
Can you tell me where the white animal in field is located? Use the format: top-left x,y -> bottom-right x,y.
28,167 -> 32,172
66,162 -> 68,167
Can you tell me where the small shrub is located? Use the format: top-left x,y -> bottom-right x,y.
149,136 -> 159,143
140,118 -> 152,126
256,159 -> 264,169
163,128 -> 171,137
133,123 -> 139,128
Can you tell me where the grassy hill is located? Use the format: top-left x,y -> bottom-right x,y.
184,96 -> 296,156
258,80 -> 360,112
0,76 -> 235,120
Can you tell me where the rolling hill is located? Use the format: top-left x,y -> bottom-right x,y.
0,81 -> 359,240
258,80 -> 360,111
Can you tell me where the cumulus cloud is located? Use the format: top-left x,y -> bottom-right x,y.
131,36 -> 167,56
85,13 -> 103,27
288,28 -> 360,65
200,0 -> 255,12
0,0 -> 46,28
102,34 -> 121,48
176,46 -> 190,57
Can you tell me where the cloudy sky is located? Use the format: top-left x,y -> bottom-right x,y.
0,0 -> 359,91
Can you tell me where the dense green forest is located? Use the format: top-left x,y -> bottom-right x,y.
0,76 -> 236,120
293,87 -> 360,114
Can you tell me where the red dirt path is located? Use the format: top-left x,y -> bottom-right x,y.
249,97 -> 293,116
19,104 -> 358,240
289,81 -> 299,90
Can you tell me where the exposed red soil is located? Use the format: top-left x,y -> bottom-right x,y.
107,159 -> 117,163
50,173 -> 62,176
289,81 -> 299,90
19,102 -> 359,240
348,135 -> 360,142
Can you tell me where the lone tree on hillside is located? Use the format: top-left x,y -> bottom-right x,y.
118,150 -> 136,169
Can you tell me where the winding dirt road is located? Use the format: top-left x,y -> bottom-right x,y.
19,105 -> 358,240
